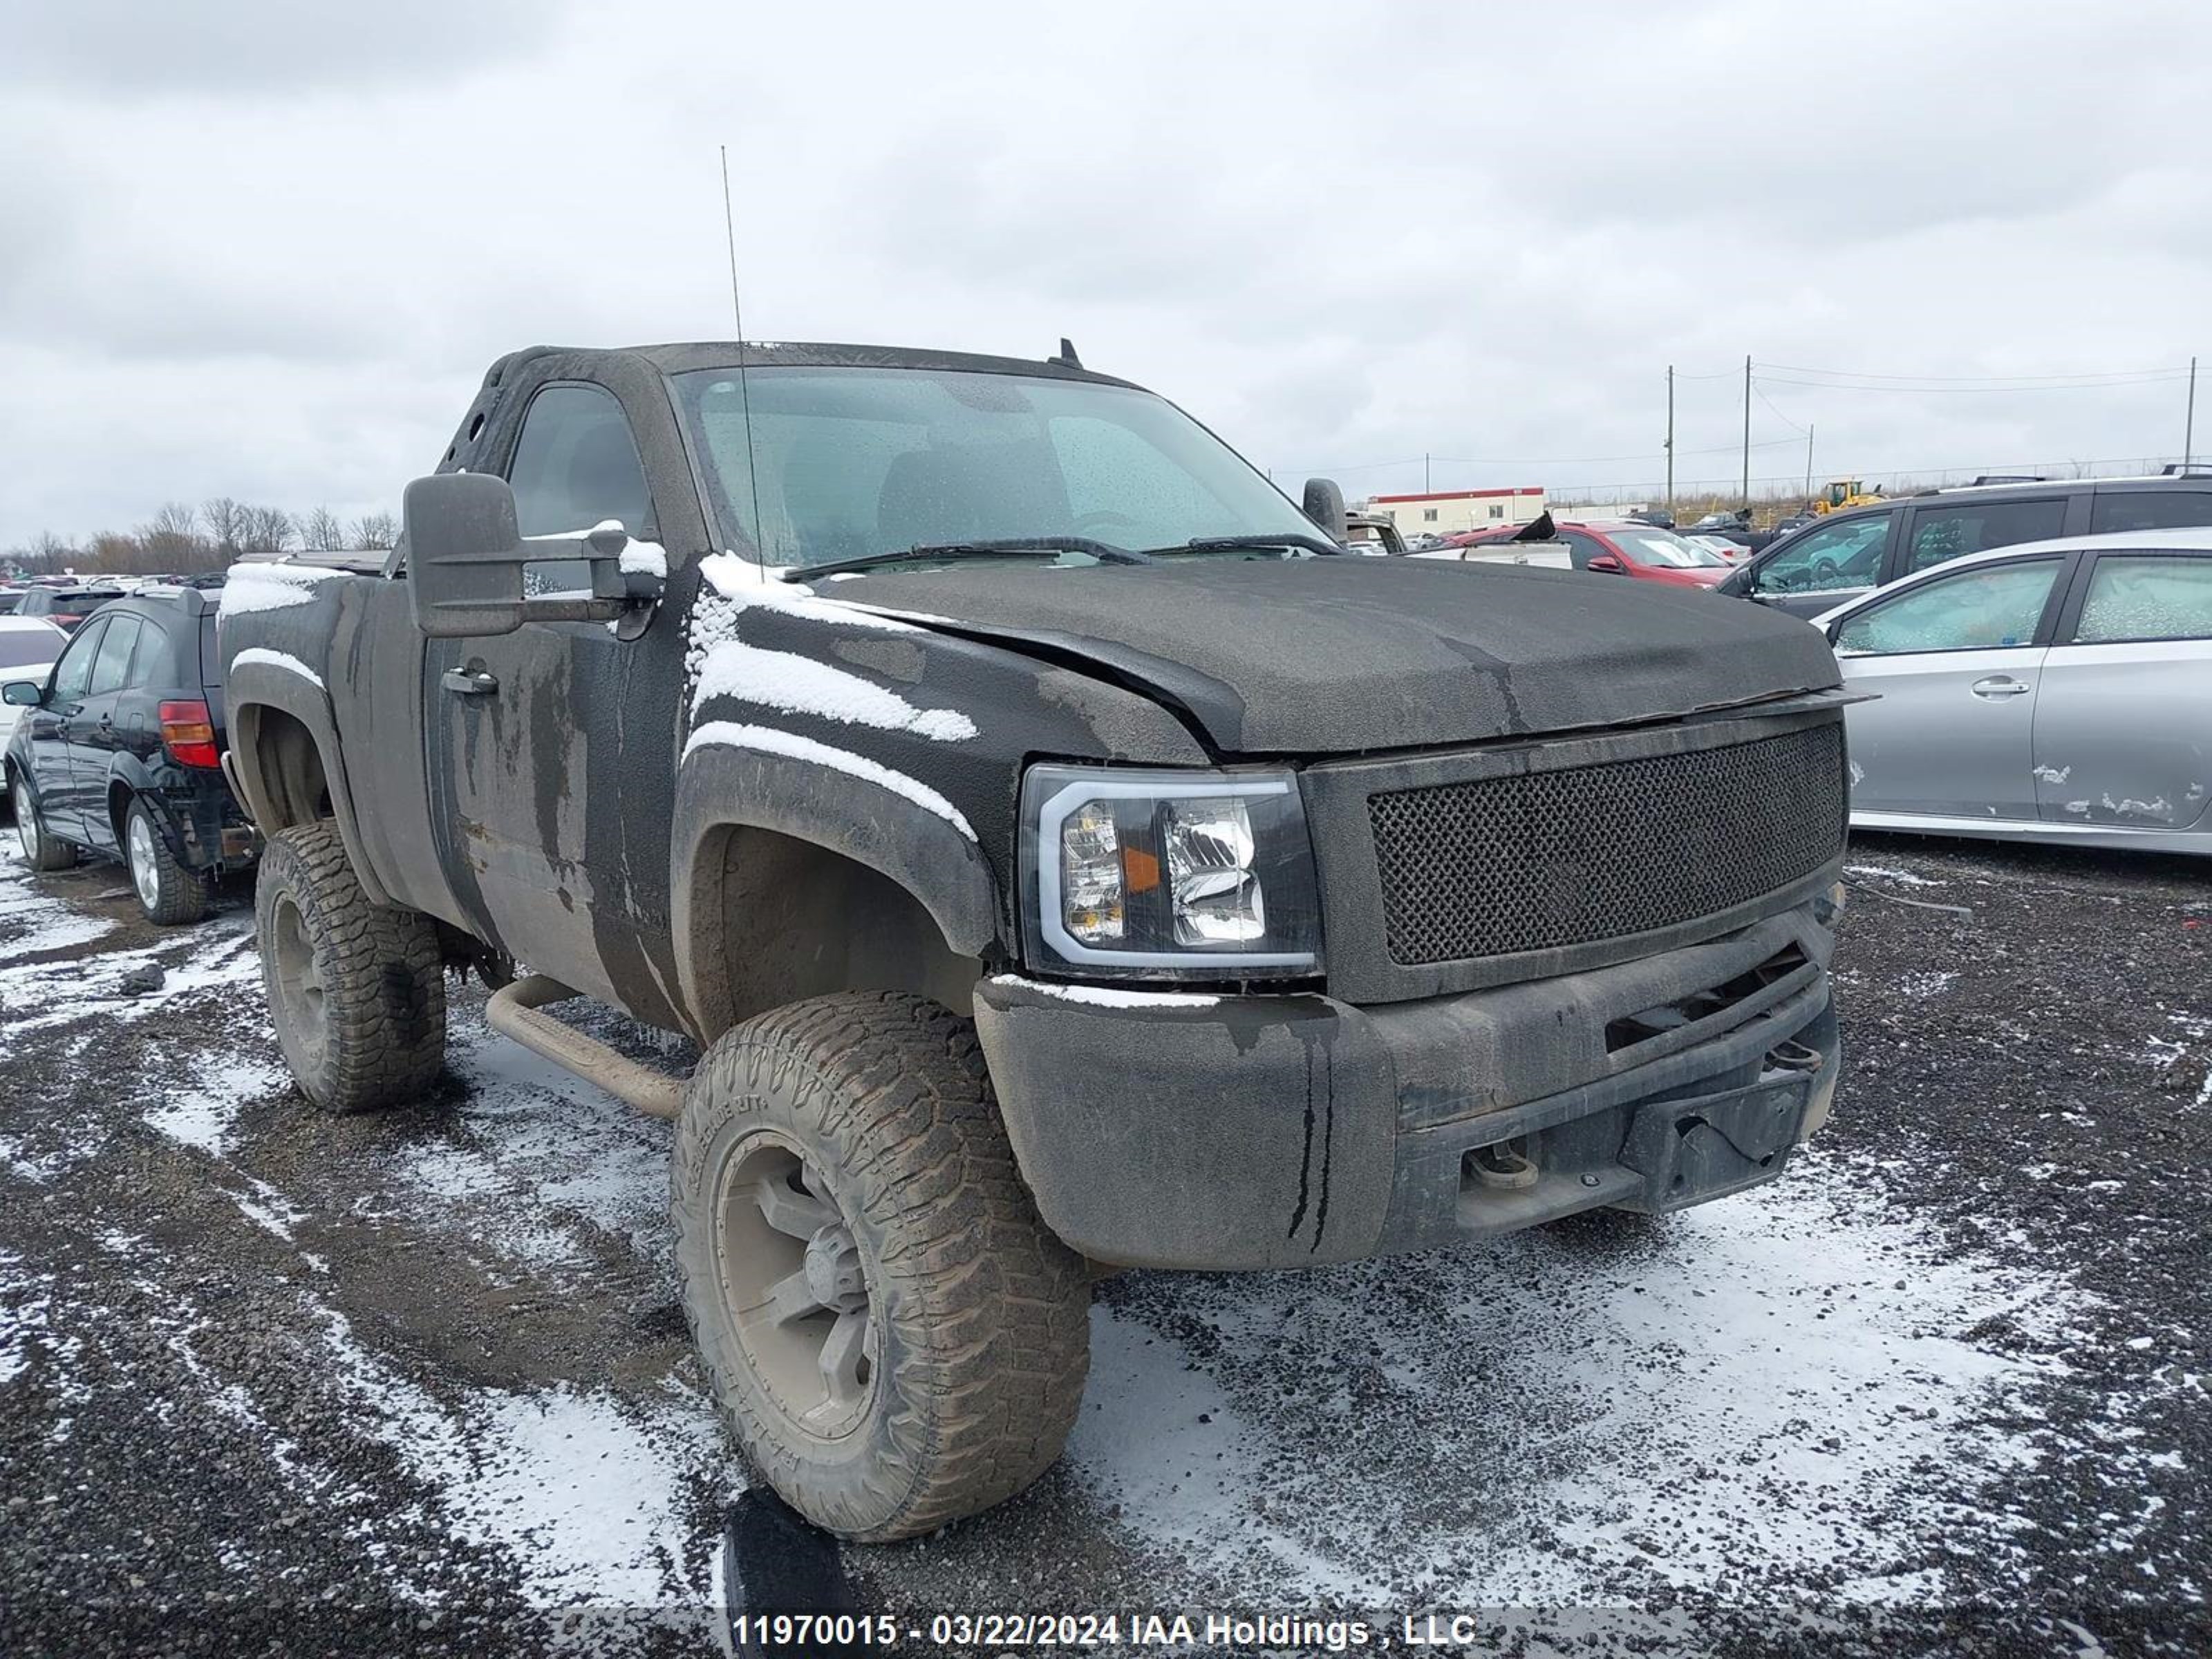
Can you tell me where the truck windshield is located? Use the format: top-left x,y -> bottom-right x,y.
672,366 -> 1324,570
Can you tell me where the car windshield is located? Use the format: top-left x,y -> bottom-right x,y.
673,366 -> 1325,570
1609,527 -> 1728,568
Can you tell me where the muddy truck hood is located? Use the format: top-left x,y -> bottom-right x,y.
833,556 -> 1841,754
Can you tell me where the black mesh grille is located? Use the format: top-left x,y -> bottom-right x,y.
1368,722 -> 1846,966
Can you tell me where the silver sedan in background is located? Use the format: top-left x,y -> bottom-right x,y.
1812,526 -> 2212,853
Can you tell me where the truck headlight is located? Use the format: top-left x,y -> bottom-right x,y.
1020,765 -> 1323,979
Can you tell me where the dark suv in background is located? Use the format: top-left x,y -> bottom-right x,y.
17,583 -> 128,633
1718,472 -> 2212,619
4,585 -> 254,924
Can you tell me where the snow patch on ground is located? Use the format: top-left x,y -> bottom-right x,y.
0,922 -> 260,1049
1070,1154 -> 2102,1609
1897,970 -> 1960,997
387,1030 -> 676,1275
0,861 -> 116,961
313,1302 -> 727,1609
144,1056 -> 288,1157
1846,863 -> 1941,888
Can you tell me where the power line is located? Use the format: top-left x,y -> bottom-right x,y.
1756,371 -> 2191,394
1752,383 -> 1811,436
1757,360 -> 2191,386
1300,438 -> 1800,476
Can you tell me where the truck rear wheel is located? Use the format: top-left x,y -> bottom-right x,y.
254,821 -> 444,1113
672,991 -> 1090,1541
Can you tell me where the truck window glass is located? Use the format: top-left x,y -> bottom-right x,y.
1835,559 -> 2061,655
673,367 -> 1319,568
505,383 -> 653,594
2088,490 -> 2212,535
1903,498 -> 2065,574
2075,555 -> 2212,644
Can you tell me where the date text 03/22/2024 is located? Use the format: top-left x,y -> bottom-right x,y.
731,1613 -> 1492,1649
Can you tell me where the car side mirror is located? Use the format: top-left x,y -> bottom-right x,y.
2,680 -> 41,707
1586,555 -> 1624,574
1301,477 -> 1348,541
402,474 -> 661,638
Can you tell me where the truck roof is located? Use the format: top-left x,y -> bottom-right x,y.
498,340 -> 1143,390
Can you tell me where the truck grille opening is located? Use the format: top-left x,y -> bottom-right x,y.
1367,723 -> 1846,966
1604,942 -> 1810,1053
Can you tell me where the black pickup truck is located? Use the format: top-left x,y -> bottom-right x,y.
217,340 -> 1851,1541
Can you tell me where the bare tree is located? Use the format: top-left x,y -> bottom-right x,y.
352,510 -> 398,551
239,505 -> 296,554
302,505 -> 346,550
138,501 -> 207,568
200,496 -> 248,553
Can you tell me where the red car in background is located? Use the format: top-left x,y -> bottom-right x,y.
1454,519 -> 1735,588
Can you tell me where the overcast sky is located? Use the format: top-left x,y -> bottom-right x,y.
3,0 -> 2208,545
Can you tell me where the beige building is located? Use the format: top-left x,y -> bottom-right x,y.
1367,487 -> 1546,536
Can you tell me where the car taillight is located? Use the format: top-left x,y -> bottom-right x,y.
159,700 -> 221,768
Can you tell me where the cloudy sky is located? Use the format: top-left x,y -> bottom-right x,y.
3,0 -> 2208,545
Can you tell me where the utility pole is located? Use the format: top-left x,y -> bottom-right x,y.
1741,354 -> 1752,508
2187,357 -> 2199,469
1665,365 -> 1675,513
1424,452 -> 1431,492
1805,424 -> 1815,499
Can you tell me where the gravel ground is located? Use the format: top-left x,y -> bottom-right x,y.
1,832 -> 2207,1657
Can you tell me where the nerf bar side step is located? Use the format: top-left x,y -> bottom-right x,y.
485,974 -> 684,1120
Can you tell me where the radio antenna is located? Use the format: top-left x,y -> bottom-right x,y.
719,143 -> 768,574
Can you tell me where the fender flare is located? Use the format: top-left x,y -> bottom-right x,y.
225,664 -> 396,909
670,741 -> 1001,1034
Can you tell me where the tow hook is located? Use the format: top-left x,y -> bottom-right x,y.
1765,1038 -> 1823,1074
1466,1136 -> 1540,1190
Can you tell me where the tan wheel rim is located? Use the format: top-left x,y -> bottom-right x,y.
713,1133 -> 879,1441
269,892 -> 328,1072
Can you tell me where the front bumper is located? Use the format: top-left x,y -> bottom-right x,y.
974,896 -> 1840,1271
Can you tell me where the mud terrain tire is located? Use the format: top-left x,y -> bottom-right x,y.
673,991 -> 1091,1541
255,821 -> 444,1113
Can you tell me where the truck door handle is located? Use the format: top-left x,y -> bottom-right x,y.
441,668 -> 499,697
1970,676 -> 2030,699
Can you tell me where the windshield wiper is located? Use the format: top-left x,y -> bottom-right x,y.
780,538 -> 1154,583
1139,534 -> 1344,559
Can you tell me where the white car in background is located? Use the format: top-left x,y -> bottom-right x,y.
0,617 -> 68,751
1812,526 -> 2212,853
1685,533 -> 1750,563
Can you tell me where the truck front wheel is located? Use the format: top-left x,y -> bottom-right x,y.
672,992 -> 1091,1541
254,821 -> 444,1113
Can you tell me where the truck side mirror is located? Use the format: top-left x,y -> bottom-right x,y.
402,474 -> 654,639
1302,477 -> 1348,541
